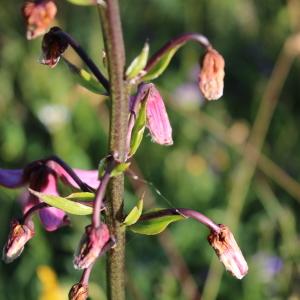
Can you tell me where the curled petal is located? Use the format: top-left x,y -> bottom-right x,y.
74,224 -> 110,270
199,48 -> 225,100
208,224 -> 248,279
22,0 -> 57,40
0,169 -> 24,188
68,283 -> 88,300
2,219 -> 35,263
145,84 -> 173,145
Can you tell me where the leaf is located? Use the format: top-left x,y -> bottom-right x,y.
66,192 -> 95,201
129,214 -> 185,235
142,43 -> 183,81
110,162 -> 131,177
126,42 -> 149,80
123,196 -> 144,226
66,0 -> 95,6
29,189 -> 93,215
98,157 -> 108,178
129,100 -> 147,156
64,59 -> 107,95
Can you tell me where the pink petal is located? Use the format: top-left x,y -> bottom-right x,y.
0,169 -> 24,188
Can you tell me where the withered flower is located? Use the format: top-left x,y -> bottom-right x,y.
145,84 -> 173,146
74,224 -> 111,270
208,224 -> 248,279
68,283 -> 88,300
199,48 -> 225,100
2,219 -> 34,263
22,0 -> 57,40
40,27 -> 69,68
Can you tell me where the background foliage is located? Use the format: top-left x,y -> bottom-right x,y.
0,0 -> 300,299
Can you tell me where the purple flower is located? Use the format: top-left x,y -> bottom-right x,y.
145,84 -> 173,145
0,158 -> 99,232
74,224 -> 111,270
2,219 -> 34,263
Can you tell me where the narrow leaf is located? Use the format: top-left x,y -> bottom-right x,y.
129,214 -> 185,235
29,189 -> 93,215
110,162 -> 131,177
66,192 -> 95,201
129,100 -> 147,156
64,59 -> 107,95
126,43 -> 149,80
66,0 -> 95,6
142,44 -> 183,81
123,196 -> 144,226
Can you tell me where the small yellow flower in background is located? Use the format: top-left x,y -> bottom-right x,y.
37,265 -> 64,300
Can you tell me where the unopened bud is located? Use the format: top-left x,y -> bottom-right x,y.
145,84 -> 173,145
68,283 -> 88,300
2,219 -> 35,263
22,0 -> 57,40
74,224 -> 110,270
208,224 -> 248,279
40,27 -> 69,68
199,48 -> 225,100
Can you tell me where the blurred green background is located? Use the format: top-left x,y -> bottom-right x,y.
1,0 -> 300,299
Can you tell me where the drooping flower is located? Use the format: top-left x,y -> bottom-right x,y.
68,283 -> 88,300
22,0 -> 57,40
144,83 -> 173,145
208,224 -> 248,279
2,219 -> 34,263
199,48 -> 225,100
40,27 -> 69,68
74,224 -> 111,270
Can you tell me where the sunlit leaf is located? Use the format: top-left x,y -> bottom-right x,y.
123,195 -> 144,226
66,0 -> 95,6
126,42 -> 149,80
29,189 -> 93,215
129,214 -> 185,235
142,43 -> 183,81
66,192 -> 95,201
110,162 -> 131,177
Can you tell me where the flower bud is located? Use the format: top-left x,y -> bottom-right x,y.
73,224 -> 110,270
2,219 -> 35,263
145,84 -> 173,145
68,283 -> 88,300
40,27 -> 69,68
22,0 -> 57,40
208,224 -> 248,279
199,48 -> 225,100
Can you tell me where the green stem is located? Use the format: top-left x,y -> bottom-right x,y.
98,1 -> 127,300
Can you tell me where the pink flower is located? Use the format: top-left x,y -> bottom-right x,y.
22,0 -> 57,40
208,224 -> 248,279
145,84 -> 173,145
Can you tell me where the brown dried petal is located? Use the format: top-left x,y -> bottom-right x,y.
2,219 -> 35,263
22,1 -> 57,40
208,224 -> 248,279
69,283 -> 88,300
199,48 -> 225,100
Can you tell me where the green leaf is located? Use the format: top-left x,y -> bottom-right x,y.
29,189 -> 93,215
126,43 -> 149,80
123,196 -> 144,226
66,192 -> 95,201
66,0 -> 95,6
64,59 -> 107,95
142,43 -> 183,81
129,214 -> 185,235
129,100 -> 147,156
110,162 -> 131,177
98,157 -> 108,178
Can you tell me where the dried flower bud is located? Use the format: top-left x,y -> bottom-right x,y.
40,27 -> 69,68
2,219 -> 35,263
22,0 -> 57,40
199,48 -> 225,100
74,224 -> 110,270
69,283 -> 88,300
145,84 -> 173,145
208,224 -> 248,279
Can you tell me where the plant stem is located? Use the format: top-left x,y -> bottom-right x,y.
98,1 -> 127,300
